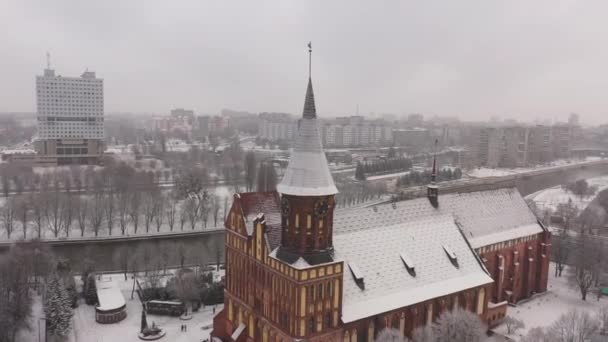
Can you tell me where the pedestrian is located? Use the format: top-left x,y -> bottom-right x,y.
213,307 -> 216,314
185,325 -> 188,332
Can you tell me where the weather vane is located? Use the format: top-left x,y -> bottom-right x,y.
308,41 -> 312,78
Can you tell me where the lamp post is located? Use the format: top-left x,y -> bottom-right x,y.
38,317 -> 47,342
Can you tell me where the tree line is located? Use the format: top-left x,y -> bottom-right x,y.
395,168 -> 462,187
355,157 -> 413,180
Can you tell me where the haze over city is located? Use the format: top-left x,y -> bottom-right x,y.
2,0 -> 608,124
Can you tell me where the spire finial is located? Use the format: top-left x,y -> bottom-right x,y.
308,41 -> 312,79
46,51 -> 51,69
431,139 -> 438,183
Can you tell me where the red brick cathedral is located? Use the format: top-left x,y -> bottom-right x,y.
213,53 -> 551,342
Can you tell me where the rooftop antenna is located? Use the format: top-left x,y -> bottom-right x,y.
356,104 -> 359,116
307,41 -> 312,79
46,51 -> 51,69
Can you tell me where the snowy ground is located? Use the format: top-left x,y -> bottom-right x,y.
492,263 -> 607,341
467,157 -> 604,179
365,170 -> 411,181
526,174 -> 608,212
0,185 -> 232,242
17,268 -> 225,342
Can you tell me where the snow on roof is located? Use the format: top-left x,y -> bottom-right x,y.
237,192 -> 282,249
96,280 -> 126,311
469,223 -> 543,248
231,323 -> 246,341
277,118 -> 338,196
334,216 -> 492,323
334,187 -> 542,248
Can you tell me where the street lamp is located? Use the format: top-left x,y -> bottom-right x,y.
38,317 -> 47,342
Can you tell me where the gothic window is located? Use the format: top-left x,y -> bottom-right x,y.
308,317 -> 315,334
325,312 -> 331,328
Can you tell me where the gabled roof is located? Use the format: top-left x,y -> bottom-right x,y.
334,187 -> 543,248
334,216 -> 493,323
236,191 -> 282,250
277,78 -> 338,196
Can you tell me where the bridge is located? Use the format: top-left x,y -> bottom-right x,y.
392,159 -> 608,200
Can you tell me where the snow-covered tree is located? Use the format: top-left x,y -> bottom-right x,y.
545,309 -> 599,342
375,328 -> 409,342
504,316 -> 525,335
44,273 -> 73,338
520,327 -> 549,342
412,308 -> 487,342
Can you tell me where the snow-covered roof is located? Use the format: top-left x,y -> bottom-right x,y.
334,216 -> 493,323
334,187 -> 542,248
231,323 -> 246,340
468,223 -> 542,248
277,78 -> 338,196
96,280 -> 126,311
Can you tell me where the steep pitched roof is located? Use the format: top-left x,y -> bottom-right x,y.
335,216 -> 492,323
334,187 -> 542,248
277,78 -> 338,196
237,191 -> 282,250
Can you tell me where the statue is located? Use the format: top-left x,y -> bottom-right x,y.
141,310 -> 148,333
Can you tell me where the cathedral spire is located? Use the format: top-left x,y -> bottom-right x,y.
277,43 -> 337,197
303,42 -> 316,119
428,139 -> 439,208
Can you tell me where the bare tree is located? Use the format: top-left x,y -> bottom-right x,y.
556,199 -> 579,231
116,191 -> 130,235
211,194 -> 221,227
569,230 -> 598,300
1,197 -> 16,239
545,309 -> 599,342
45,189 -> 65,238
88,195 -> 105,237
166,194 -> 177,231
153,192 -> 165,232
256,161 -> 277,192
0,169 -> 9,197
598,304 -> 608,335
62,195 -> 75,237
244,151 -> 257,192
70,165 -> 83,192
413,308 -> 487,342
76,197 -> 89,237
179,202 -> 187,231
184,197 -> 199,230
129,191 -> 141,234
103,192 -> 116,235
553,229 -> 572,277
14,195 -> 29,239
142,191 -> 157,233
30,193 -> 46,238
521,327 -> 549,342
504,316 -> 525,335
375,328 -> 407,342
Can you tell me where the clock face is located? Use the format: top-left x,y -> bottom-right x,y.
281,197 -> 290,217
314,198 -> 330,218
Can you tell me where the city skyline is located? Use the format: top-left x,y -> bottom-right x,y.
3,1 -> 608,125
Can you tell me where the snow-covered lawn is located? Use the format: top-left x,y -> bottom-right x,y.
492,263 -> 607,341
526,174 -> 608,212
366,170 -> 410,181
468,157 -> 605,179
69,270 -> 223,342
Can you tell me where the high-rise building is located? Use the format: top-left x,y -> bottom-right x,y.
34,64 -> 104,165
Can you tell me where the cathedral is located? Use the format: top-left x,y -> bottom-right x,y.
212,52 -> 551,342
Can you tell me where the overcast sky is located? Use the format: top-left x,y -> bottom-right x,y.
2,0 -> 608,124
